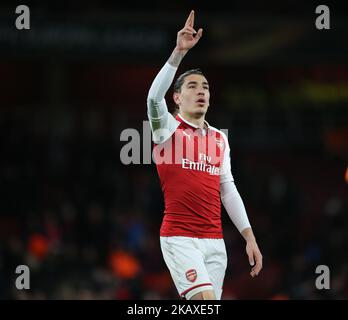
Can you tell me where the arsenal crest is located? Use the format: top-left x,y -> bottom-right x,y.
215,138 -> 224,150
185,269 -> 197,282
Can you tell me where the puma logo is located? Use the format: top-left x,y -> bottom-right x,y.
183,131 -> 191,140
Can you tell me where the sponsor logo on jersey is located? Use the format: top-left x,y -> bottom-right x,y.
182,158 -> 220,175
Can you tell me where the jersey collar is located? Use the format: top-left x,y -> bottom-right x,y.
176,113 -> 210,130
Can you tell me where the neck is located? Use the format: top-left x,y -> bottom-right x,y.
180,112 -> 205,129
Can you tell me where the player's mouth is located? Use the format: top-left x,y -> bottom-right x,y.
196,98 -> 206,105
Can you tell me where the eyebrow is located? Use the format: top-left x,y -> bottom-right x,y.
186,81 -> 209,86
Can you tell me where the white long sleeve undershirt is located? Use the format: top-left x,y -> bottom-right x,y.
147,63 -> 180,144
220,180 -> 251,233
147,62 -> 177,118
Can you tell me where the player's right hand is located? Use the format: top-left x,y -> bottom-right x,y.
176,10 -> 203,52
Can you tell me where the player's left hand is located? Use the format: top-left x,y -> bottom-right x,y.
246,239 -> 263,277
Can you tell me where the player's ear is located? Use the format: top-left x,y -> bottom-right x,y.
173,92 -> 180,105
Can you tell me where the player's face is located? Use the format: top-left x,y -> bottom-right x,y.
175,74 -> 210,117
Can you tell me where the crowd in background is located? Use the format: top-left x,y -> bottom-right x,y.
0,102 -> 346,299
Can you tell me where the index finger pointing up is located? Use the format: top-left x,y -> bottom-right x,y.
185,10 -> 194,27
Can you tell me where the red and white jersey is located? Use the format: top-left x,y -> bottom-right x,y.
152,113 -> 233,238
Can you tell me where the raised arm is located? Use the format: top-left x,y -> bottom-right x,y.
147,10 -> 203,143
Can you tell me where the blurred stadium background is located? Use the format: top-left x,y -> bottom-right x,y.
0,1 -> 347,299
